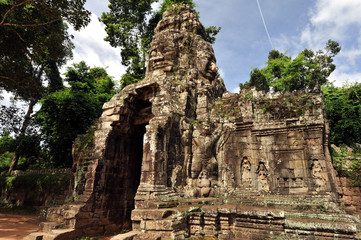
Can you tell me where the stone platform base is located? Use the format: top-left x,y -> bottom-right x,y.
130,199 -> 361,240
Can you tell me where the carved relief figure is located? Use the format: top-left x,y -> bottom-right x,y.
209,62 -> 218,73
222,166 -> 235,189
191,123 -> 222,180
256,162 -> 269,192
196,169 -> 214,197
171,165 -> 182,190
147,47 -> 174,72
180,119 -> 192,179
240,157 -> 252,187
311,159 -> 326,191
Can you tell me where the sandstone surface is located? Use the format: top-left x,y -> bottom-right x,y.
26,4 -> 361,240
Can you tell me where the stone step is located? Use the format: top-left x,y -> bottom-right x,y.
110,230 -> 141,240
285,218 -> 357,235
46,203 -> 85,225
23,232 -> 48,240
152,201 -> 179,208
40,221 -> 66,233
285,211 -> 360,223
132,209 -> 177,221
50,228 -> 78,240
141,219 -> 174,231
24,228 -> 78,240
23,232 -> 60,240
62,203 -> 84,211
63,209 -> 78,220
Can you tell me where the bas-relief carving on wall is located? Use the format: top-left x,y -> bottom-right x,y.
27,5 -> 344,240
240,156 -> 252,187
257,162 -> 269,192
311,159 -> 327,192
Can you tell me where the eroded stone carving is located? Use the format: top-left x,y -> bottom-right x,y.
257,162 -> 269,192
240,156 -> 252,187
28,4 -> 346,240
311,159 -> 327,192
196,169 -> 215,197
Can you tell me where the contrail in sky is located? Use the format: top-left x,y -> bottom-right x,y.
256,0 -> 274,49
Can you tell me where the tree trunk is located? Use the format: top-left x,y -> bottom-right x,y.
8,98 -> 37,173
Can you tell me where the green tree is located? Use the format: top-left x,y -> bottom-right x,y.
101,0 -> 221,89
0,104 -> 25,135
0,0 -> 90,98
322,82 -> 361,146
240,40 -> 341,93
0,0 -> 90,172
36,62 -> 116,167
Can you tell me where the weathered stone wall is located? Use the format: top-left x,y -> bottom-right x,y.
338,177 -> 361,212
210,90 -> 337,197
0,169 -> 72,207
26,4 -> 360,240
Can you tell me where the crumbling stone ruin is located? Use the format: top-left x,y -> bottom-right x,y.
26,4 -> 361,240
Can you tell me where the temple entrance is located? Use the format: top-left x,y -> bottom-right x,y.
102,86 -> 156,228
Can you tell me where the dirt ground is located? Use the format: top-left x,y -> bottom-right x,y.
0,213 -> 40,240
0,213 -> 120,240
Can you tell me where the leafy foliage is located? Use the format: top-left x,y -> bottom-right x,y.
0,172 -> 72,205
322,82 -> 361,146
205,26 -> 221,44
36,62 -> 116,167
331,145 -> 361,187
0,104 -> 25,135
0,0 -> 90,100
160,0 -> 196,13
0,131 -> 42,172
101,0 -> 156,87
1,0 -> 90,171
240,40 -> 341,93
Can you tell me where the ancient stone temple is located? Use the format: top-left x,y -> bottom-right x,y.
26,4 -> 361,240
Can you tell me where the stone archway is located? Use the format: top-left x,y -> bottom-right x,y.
101,86 -> 155,229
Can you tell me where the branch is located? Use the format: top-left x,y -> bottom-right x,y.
0,0 -> 60,28
1,18 -> 61,28
4,26 -> 24,41
0,76 -> 12,81
0,0 -> 33,26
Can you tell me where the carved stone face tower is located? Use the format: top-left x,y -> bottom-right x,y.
28,4 -> 350,240
66,4 -> 226,235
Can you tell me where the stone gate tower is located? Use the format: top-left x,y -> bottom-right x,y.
27,4 -> 360,240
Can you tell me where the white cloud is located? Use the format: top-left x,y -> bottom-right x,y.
301,0 -> 361,49
310,0 -> 361,26
63,13 -> 126,80
340,48 -> 361,66
329,70 -> 361,87
232,87 -> 240,93
270,0 -> 361,86
218,68 -> 225,79
0,90 -> 14,107
151,2 -> 161,11
302,0 -> 361,86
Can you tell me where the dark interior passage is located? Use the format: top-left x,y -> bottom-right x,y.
102,121 -> 147,228
101,90 -> 155,229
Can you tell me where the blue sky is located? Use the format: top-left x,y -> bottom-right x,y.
66,0 -> 361,93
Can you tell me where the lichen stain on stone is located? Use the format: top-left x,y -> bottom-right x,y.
26,4 -> 361,240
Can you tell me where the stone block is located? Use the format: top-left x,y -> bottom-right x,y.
144,220 -> 172,231
26,5 -> 344,240
342,187 -> 361,196
23,232 -> 45,240
289,160 -> 304,169
131,209 -> 176,221
293,169 -> 305,178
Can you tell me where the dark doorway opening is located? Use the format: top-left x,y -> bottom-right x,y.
102,86 -> 155,229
